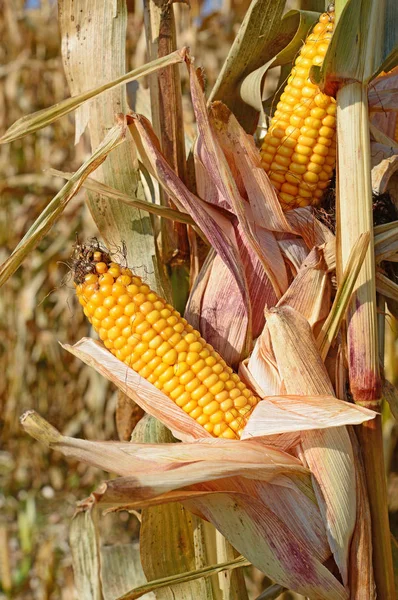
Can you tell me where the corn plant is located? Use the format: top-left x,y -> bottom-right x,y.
2,0 -> 398,598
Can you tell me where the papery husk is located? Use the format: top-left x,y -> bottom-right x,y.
132,416 -> 214,600
21,411 -> 307,488
185,233 -> 277,367
62,338 -> 209,442
20,410 -> 348,599
265,306 -> 359,586
371,142 -> 398,204
369,68 -> 398,139
127,111 -> 253,360
276,246 -> 331,333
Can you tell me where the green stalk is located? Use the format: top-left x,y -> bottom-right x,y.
333,1 -> 395,595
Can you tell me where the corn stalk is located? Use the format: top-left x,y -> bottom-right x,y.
144,0 -> 190,312
325,0 -> 396,596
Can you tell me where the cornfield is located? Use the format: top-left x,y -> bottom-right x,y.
1,0 -> 398,599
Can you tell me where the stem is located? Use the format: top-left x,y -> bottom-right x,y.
143,0 -> 190,280
336,81 -> 396,599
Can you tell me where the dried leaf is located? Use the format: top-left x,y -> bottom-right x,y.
70,508 -> 102,600
50,169 -> 197,227
317,233 -> 370,360
347,430 -> 375,599
59,0 -> 159,288
115,556 -> 250,600
383,379 -> 398,420
0,120 -> 125,287
0,49 -> 185,144
276,245 -> 331,331
241,394 -> 375,440
101,543 -> 155,600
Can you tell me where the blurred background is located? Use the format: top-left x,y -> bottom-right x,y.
0,1 -> 397,599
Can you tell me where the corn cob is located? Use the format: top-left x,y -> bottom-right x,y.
72,242 -> 259,439
261,8 -> 336,210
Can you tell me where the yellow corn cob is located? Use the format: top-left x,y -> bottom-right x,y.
261,8 -> 336,210
72,243 -> 259,439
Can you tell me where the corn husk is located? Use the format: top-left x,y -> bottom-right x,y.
21,409 -> 349,600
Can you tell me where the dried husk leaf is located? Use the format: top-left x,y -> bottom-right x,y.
277,238 -> 310,275
371,143 -> 398,204
21,410 -> 348,598
20,411 -> 307,491
133,417 -> 214,600
128,112 -> 253,360
374,221 -> 398,263
62,338 -> 209,442
183,494 -> 347,600
276,245 -> 331,332
265,307 -> 358,585
240,394 -> 375,440
185,233 -> 277,367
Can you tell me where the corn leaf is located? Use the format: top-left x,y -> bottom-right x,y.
209,0 -> 315,132
240,10 -> 319,123
116,556 -> 250,600
317,0 -> 397,90
317,233 -> 370,360
0,49 -> 185,144
0,121 -> 125,287
50,169 -> 197,227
